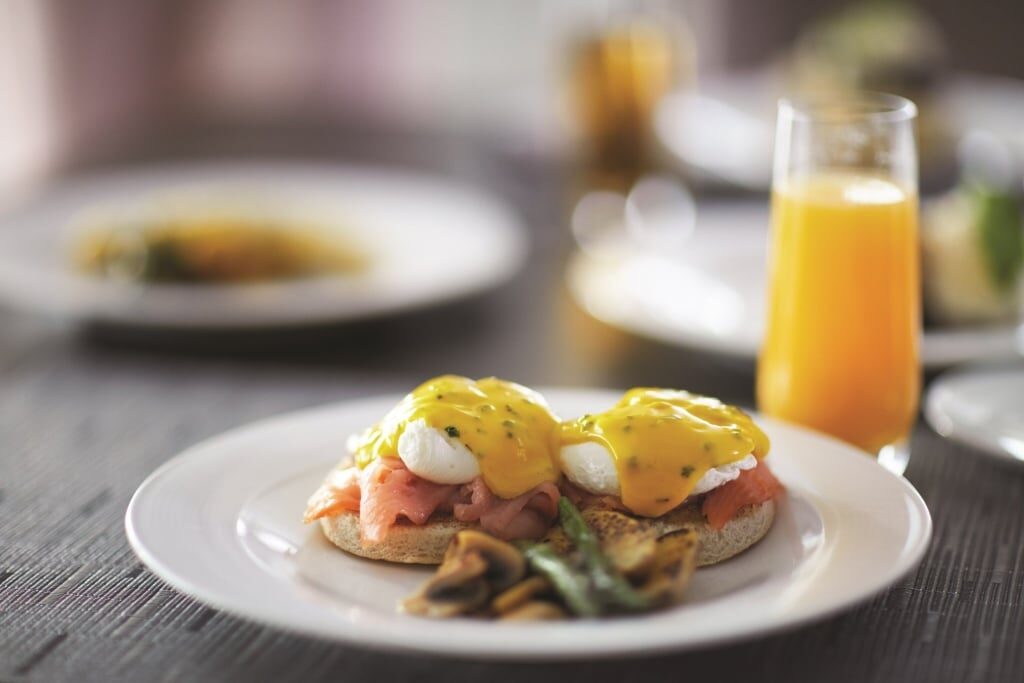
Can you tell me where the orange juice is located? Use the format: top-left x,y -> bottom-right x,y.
757,172 -> 920,454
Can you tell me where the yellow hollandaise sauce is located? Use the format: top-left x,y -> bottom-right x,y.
351,375 -> 560,499
561,388 -> 770,517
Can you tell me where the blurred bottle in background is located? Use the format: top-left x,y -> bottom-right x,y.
566,0 -> 694,195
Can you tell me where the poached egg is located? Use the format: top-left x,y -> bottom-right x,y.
348,375 -> 561,498
559,388 -> 770,517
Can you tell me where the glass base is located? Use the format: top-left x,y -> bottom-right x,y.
877,441 -> 910,476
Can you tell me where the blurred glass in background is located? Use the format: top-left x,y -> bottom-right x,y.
565,0 -> 694,194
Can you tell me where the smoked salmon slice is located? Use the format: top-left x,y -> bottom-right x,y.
304,458 -> 561,545
702,462 -> 783,530
358,459 -> 458,544
455,478 -> 560,540
303,466 -> 361,523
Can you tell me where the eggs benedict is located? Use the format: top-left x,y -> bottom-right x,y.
559,388 -> 783,565
304,376 -> 563,564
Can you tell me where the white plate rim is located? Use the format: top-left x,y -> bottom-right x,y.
924,365 -> 1024,466
125,388 -> 932,660
0,160 -> 529,329
566,248 -> 1021,369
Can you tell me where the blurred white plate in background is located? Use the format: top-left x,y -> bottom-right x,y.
126,388 -> 930,659
657,70 -> 1024,189
925,365 -> 1024,466
0,162 -> 528,328
566,202 -> 1020,368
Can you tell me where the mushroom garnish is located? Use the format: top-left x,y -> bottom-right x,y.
443,530 -> 526,593
400,500 -> 704,619
403,531 -> 528,617
400,551 -> 490,617
637,528 -> 699,606
578,509 -> 659,578
491,576 -> 552,615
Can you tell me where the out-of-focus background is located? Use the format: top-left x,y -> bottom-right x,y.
3,0 -> 1024,344
3,0 -> 1024,185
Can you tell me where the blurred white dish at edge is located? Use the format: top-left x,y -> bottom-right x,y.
0,161 -> 528,329
566,201 -> 1020,369
657,69 -> 1024,190
925,365 -> 1024,465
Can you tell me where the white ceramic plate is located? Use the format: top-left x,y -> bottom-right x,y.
567,202 -> 1020,369
925,365 -> 1024,465
0,162 -> 527,328
657,69 -> 1024,189
126,388 -> 931,659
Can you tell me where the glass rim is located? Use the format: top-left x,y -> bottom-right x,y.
778,92 -> 917,125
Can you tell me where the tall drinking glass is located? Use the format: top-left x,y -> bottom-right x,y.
757,94 -> 920,474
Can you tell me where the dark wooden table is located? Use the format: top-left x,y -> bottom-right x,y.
0,147 -> 1021,683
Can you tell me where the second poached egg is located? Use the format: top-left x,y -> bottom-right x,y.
560,388 -> 770,517
559,441 -> 757,498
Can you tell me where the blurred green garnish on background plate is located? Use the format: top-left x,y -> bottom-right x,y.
922,181 -> 1024,326
974,185 -> 1024,293
793,0 -> 946,93
75,213 -> 368,285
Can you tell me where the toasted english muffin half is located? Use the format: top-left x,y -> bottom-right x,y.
318,512 -> 474,565
319,498 -> 774,567
650,498 -> 775,566
571,498 -> 776,567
